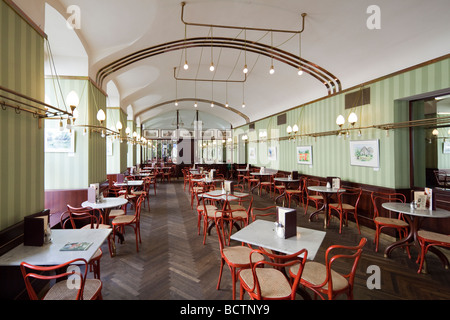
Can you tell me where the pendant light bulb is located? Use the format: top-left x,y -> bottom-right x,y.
243,65 -> 248,74
270,65 -> 275,75
194,102 -> 198,108
209,62 -> 215,72
297,67 -> 304,76
183,61 -> 189,70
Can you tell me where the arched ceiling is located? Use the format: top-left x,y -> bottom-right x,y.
35,0 -> 450,130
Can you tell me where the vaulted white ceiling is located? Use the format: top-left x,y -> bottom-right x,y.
31,0 -> 450,129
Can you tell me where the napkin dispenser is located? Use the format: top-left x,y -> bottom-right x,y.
276,207 -> 297,239
24,211 -> 50,246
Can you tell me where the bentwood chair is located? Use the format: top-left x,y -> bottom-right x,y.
20,258 -> 103,300
285,177 -> 306,208
112,194 -> 144,252
250,206 -> 277,222
238,248 -> 308,300
132,177 -> 151,209
65,206 -> 112,276
304,178 -> 324,215
416,230 -> 450,274
214,216 -> 265,300
328,187 -> 362,234
200,192 -> 224,245
291,238 -> 367,300
370,192 -> 409,256
273,173 -> 287,200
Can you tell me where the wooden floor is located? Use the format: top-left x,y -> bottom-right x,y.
98,179 -> 450,301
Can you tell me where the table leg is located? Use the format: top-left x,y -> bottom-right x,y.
308,192 -> 329,228
275,182 -> 288,207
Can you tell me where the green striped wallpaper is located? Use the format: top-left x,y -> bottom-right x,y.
107,107 -> 128,174
44,78 -> 107,189
0,0 -> 45,230
236,57 -> 450,190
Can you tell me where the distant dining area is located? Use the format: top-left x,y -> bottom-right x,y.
1,0 -> 450,305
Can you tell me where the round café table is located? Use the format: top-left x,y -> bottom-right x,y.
82,197 -> 129,254
307,186 -> 345,228
382,202 -> 450,273
274,177 -> 300,206
249,172 -> 275,195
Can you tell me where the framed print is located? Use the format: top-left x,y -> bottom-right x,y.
268,146 -> 277,161
144,129 -> 159,139
45,129 -> 75,153
443,141 -> 450,154
297,146 -> 312,165
349,139 -> 380,168
161,129 -> 174,138
249,147 -> 256,160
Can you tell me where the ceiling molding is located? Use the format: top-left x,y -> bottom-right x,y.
134,98 -> 250,124
95,37 -> 341,94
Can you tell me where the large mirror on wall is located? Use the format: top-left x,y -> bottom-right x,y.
411,93 -> 450,189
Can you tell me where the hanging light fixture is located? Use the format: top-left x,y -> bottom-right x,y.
243,29 -> 248,74
297,31 -> 303,76
183,24 -> 189,70
209,27 -> 215,72
269,31 -> 275,75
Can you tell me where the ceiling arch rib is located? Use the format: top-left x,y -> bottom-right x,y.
95,37 -> 341,95
135,98 -> 250,124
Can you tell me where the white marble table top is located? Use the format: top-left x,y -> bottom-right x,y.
274,177 -> 300,183
0,229 -> 111,266
114,180 -> 143,187
307,185 -> 344,194
82,197 -> 128,210
382,202 -> 450,219
200,190 -> 249,201
230,219 -> 326,260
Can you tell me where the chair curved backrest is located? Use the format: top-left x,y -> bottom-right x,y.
336,187 -> 362,208
66,205 -> 103,229
20,258 -> 89,300
251,206 -> 277,222
371,192 -> 406,220
303,237 -> 367,300
241,248 -> 308,300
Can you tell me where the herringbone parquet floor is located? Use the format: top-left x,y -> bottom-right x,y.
98,179 -> 450,301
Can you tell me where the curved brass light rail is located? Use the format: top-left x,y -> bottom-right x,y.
96,37 -> 341,94
134,98 -> 250,124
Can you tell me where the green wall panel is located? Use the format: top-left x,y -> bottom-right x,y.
0,0 -> 45,230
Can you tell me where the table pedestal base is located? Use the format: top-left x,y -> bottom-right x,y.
384,215 -> 449,274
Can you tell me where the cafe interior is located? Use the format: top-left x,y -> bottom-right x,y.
1,0 -> 450,303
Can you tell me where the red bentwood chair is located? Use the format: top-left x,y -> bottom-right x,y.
238,248 -> 308,300
214,215 -> 264,300
20,258 -> 103,300
291,238 -> 367,300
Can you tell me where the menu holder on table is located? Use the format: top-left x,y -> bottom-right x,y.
88,186 -> 97,203
224,180 -> 236,193
24,213 -> 50,247
117,174 -> 125,183
276,207 -> 297,239
291,171 -> 298,180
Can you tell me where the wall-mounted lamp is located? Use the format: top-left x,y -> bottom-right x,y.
97,109 -> 106,125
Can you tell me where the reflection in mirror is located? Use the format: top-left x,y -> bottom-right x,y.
412,94 -> 450,189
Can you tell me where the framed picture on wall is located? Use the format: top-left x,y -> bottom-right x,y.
161,129 -> 174,138
268,146 -> 277,161
297,146 -> 312,165
45,129 -> 75,153
249,147 -> 256,160
349,139 -> 380,168
443,141 -> 450,154
144,129 -> 159,139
